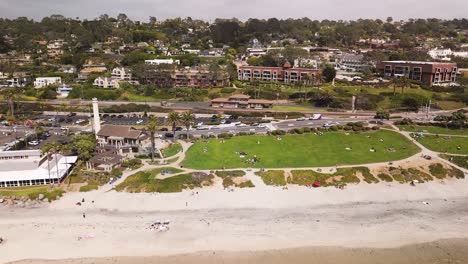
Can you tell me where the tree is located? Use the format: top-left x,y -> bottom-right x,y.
374,110 -> 390,120
71,132 -> 96,160
167,112 -> 180,141
322,64 -> 336,83
0,87 -> 23,118
146,116 -> 162,161
180,111 -> 195,140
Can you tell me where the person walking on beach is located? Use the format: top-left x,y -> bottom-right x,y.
82,213 -> 86,218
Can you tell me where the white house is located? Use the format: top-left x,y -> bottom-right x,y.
93,77 -> 120,89
145,58 -> 180,65
111,67 -> 132,81
428,48 -> 452,61
34,77 -> 62,88
56,84 -> 73,97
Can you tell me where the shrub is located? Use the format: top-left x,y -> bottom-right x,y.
271,130 -> 286,135
218,133 -> 234,139
377,173 -> 393,182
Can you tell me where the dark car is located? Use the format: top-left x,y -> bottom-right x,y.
160,128 -> 169,131
164,133 -> 174,138
67,113 -> 77,117
175,127 -> 183,131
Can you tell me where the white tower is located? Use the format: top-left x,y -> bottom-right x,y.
92,98 -> 101,136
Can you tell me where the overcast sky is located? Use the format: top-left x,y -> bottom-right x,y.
0,0 -> 467,21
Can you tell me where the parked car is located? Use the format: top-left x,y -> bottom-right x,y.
296,117 -> 306,121
323,123 -> 333,128
175,127 -> 183,131
67,113 -> 77,117
159,128 -> 169,131
136,119 -> 144,125
236,123 -> 247,127
28,140 -> 39,146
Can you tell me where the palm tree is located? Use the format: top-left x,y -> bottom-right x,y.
0,87 -> 22,118
399,76 -> 411,94
45,142 -> 62,183
180,111 -> 195,140
390,78 -> 400,96
167,111 -> 180,141
146,116 -> 162,161
60,144 -> 71,180
41,144 -> 53,183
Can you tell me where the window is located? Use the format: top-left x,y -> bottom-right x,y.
253,70 -> 261,79
262,70 -> 271,80
384,65 -> 392,76
412,67 -> 422,81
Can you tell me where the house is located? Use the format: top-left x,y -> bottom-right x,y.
0,149 -> 77,188
211,94 -> 274,110
86,148 -> 123,172
238,62 -> 321,84
337,53 -> 369,72
145,58 -> 180,65
376,61 -> 458,86
93,77 -> 120,89
97,125 -> 143,154
47,39 -> 66,58
56,84 -> 73,97
111,67 -> 132,81
34,77 -> 62,88
428,48 -> 453,61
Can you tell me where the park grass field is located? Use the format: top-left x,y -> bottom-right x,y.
182,130 -> 420,169
162,142 -> 182,158
398,125 -> 468,136
417,135 -> 468,155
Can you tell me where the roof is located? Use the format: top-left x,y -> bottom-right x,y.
89,151 -> 122,166
229,94 -> 251,99
211,98 -> 231,103
97,125 -> 142,140
380,61 -> 456,66
0,155 -> 77,182
80,67 -> 107,73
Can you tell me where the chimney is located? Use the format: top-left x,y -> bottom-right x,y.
92,98 -> 101,136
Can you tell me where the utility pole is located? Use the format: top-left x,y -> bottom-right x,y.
426,100 -> 431,120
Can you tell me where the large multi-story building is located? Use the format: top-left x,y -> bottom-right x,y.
238,63 -> 321,84
142,68 -> 229,88
93,77 -> 120,89
376,61 -> 458,86
111,67 -> 132,81
211,94 -> 274,110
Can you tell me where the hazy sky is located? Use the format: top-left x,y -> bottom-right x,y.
0,0 -> 467,21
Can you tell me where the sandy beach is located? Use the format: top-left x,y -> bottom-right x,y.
2,174 -> 468,263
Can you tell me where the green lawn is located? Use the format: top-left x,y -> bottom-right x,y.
416,135 -> 468,155
162,142 -> 182,158
399,125 -> 468,136
440,155 -> 468,169
183,130 -> 420,169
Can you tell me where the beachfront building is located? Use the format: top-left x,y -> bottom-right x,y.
238,63 -> 321,84
376,61 -> 458,86
143,68 -> 229,88
211,94 -> 274,110
0,150 -> 77,188
34,77 -> 62,88
97,125 -> 143,154
86,147 -> 123,172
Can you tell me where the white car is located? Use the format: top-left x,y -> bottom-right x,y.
296,117 -> 306,121
323,123 -> 333,128
75,119 -> 85,124
28,140 -> 39,146
136,119 -> 144,124
220,119 -> 226,124
236,123 -> 247,127
257,124 -> 267,128
196,126 -> 208,130
47,118 -> 56,122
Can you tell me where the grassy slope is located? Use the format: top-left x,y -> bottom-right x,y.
398,125 -> 468,136
417,135 -> 468,155
183,130 -> 420,169
162,143 -> 182,158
